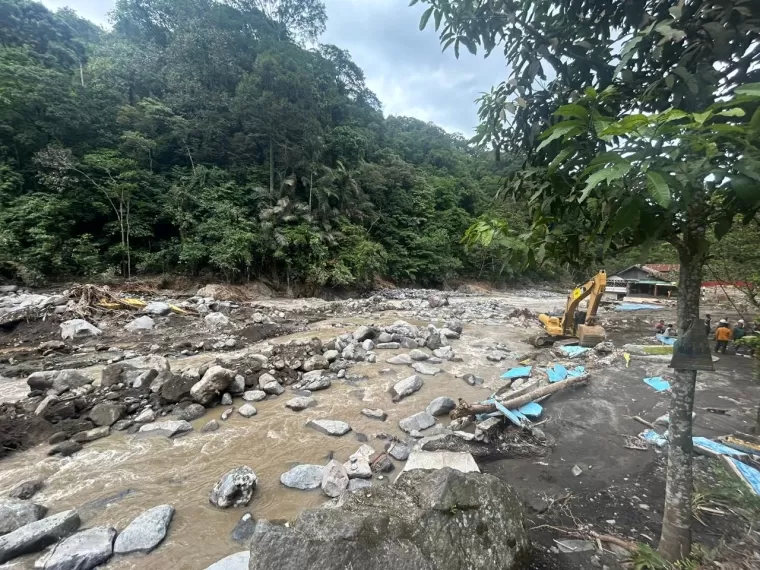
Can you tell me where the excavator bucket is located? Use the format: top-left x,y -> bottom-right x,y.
577,324 -> 605,347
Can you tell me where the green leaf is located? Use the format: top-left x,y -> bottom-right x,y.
693,110 -> 713,125
673,66 -> 698,94
409,0 -> 419,5
716,108 -> 745,117
548,144 -> 577,173
419,6 -> 434,30
646,171 -> 672,208
579,162 -> 631,202
459,36 -> 477,55
434,9 -> 443,31
715,216 -> 733,239
736,83 -> 760,97
751,107 -> 760,130
732,175 -> 760,204
554,104 -> 588,120
504,102 -> 516,114
668,6 -> 682,19
610,199 -> 640,234
536,122 -> 583,152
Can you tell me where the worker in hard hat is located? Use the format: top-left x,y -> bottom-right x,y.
714,319 -> 732,354
733,319 -> 746,354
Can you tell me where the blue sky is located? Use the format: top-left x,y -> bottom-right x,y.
40,0 -> 507,134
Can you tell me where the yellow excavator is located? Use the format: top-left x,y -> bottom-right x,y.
534,270 -> 607,347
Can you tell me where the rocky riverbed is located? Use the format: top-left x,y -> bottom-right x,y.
0,284 -> 757,569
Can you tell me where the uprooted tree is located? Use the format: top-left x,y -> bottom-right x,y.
415,0 -> 760,561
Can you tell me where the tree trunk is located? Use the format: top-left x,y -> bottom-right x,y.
125,198 -> 132,279
309,171 -> 313,211
658,239 -> 705,561
269,138 -> 274,195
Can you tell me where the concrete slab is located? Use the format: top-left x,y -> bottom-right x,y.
396,450 -> 480,482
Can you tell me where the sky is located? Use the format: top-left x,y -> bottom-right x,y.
39,0 -> 508,135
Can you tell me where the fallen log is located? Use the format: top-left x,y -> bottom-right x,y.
450,374 -> 589,419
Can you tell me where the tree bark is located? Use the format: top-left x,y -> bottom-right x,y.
659,217 -> 706,561
269,138 -> 274,195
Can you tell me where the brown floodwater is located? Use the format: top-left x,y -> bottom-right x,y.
0,309 -> 547,570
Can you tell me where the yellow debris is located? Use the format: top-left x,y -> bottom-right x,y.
624,352 -> 631,367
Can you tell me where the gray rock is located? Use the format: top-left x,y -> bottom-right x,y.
60,319 -> 101,340
344,455 -> 372,479
376,342 -> 400,349
280,465 -> 324,490
51,370 -> 92,393
444,319 -> 464,334
462,373 -> 484,386
341,343 -> 357,360
221,393 -> 233,406
412,362 -> 441,376
294,371 -> 330,392
391,375 -> 423,402
371,454 -> 394,474
432,346 -> 454,360
124,316 -> 155,332
257,373 -> 277,389
486,351 -> 507,362
0,510 -> 80,563
400,338 -> 418,349
205,312 -> 231,329
377,332 -> 393,344
48,432 -> 67,445
230,375 -> 246,395
159,372 -> 195,403
361,408 -> 387,421
89,403 -> 125,427
191,366 -> 236,405
323,350 -> 339,362
145,301 -> 171,316
263,381 -> 284,395
8,480 -> 43,500
112,420 -> 134,432
285,397 -> 316,411
232,513 -> 255,544
387,354 -> 412,365
388,443 -> 410,461
138,420 -> 193,438
71,426 -> 110,444
0,500 -> 46,536
427,294 -> 448,308
35,396 -> 59,417
425,332 -> 448,350
242,390 -> 266,402
42,526 -> 116,570
348,479 -> 372,492
361,339 -> 375,351
321,460 -> 349,498
306,419 -> 351,436
238,404 -> 257,417
114,505 -> 174,554
353,326 -> 375,342
177,403 -> 206,421
204,551 -> 250,570
399,412 -> 436,434
302,355 -> 329,372
27,371 -> 56,391
210,467 -> 257,508
426,397 -> 456,417
440,328 -> 460,339
247,468 -> 528,570
134,408 -> 156,423
409,349 -> 429,361
202,420 -> 220,433
48,441 -> 82,457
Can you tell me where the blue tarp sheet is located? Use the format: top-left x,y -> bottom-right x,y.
656,334 -> 677,346
644,376 -> 671,392
486,398 -> 529,428
546,364 -> 586,383
616,303 -> 663,311
725,457 -> 760,495
559,346 -> 590,358
517,402 -> 543,418
501,366 -> 532,380
693,437 -> 750,458
640,429 -> 667,447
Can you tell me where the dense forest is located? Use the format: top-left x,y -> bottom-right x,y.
0,0 -> 545,290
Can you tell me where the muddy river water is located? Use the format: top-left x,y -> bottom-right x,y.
0,306 -> 547,570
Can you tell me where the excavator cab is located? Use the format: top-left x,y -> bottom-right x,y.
534,271 -> 607,347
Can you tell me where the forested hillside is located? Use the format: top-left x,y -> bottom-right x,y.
0,0 -> 541,290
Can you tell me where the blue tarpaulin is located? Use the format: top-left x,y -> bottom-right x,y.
640,429 -> 667,447
517,402 -> 543,418
693,437 -> 751,459
724,457 -> 760,495
486,398 -> 529,428
559,346 -> 590,358
644,376 -> 671,392
546,364 -> 586,383
615,303 -> 663,311
656,334 -> 677,346
501,366 -> 532,380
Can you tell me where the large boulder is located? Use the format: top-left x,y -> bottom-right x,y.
248,469 -> 529,570
145,301 -> 171,316
293,371 -> 330,392
353,326 -> 375,342
138,420 -> 193,438
302,355 -> 328,372
124,316 -> 155,332
160,371 -> 196,403
42,526 -> 116,570
205,312 -> 231,330
391,375 -> 423,402
320,460 -> 349,498
177,403 -> 206,421
399,412 -> 436,434
280,465 -> 324,490
306,419 -> 351,436
426,397 -> 456,417
88,403 -> 125,427
113,505 -> 174,554
102,355 -> 172,390
0,500 -> 46,536
60,320 -> 101,341
204,551 -> 250,570
210,467 -> 257,509
51,370 -> 92,393
190,366 -> 236,406
0,510 -> 80,564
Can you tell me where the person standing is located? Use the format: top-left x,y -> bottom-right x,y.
704,314 -> 712,336
655,319 -> 666,334
733,319 -> 746,354
714,319 -> 732,354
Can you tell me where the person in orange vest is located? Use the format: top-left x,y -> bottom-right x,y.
714,319 -> 732,354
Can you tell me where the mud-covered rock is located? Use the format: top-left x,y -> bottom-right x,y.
177,403 -> 205,421
60,320 -> 101,341
210,467 -> 257,508
248,468 -> 529,570
8,479 -> 44,500
190,366 -> 235,406
426,397 -> 455,417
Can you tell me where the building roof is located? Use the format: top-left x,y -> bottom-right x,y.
643,264 -> 680,273
610,264 -> 675,284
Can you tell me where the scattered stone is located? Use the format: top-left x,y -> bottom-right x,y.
361,339 -> 375,351
60,319 -> 101,340
229,375 -> 245,395
426,397 -> 456,417
134,408 -> 156,423
204,551 -> 250,570
348,479 -> 372,492
8,480 -> 43,500
377,332 -> 393,344
427,294 -> 448,308
144,301 -> 171,315
462,373 -> 484,386
391,375 -> 423,402
280,465 -> 324,490
71,426 -> 110,444
138,420 -> 193,438
114,505 -> 175,554
440,328 -> 460,339
35,396 -> 59,418
52,370 -> 92,393
124,316 -> 155,332
210,467 -> 257,508
432,346 -> 454,360
571,465 -> 583,477
232,513 -> 255,544
112,420 -> 134,432
285,397 -> 316,411
399,412 -> 436,434
191,366 -> 236,405
486,351 -> 508,362
89,403 -> 126,427
205,312 -> 231,329
242,390 -> 266,402
376,342 -> 400,349
306,419 -> 351,436
361,408 -> 387,421
48,432 -> 67,445
321,460 -> 349,498
48,441 -> 83,457
0,510 -> 80,564
42,526 -> 116,570
444,319 -> 464,334
425,332 -> 448,350
257,373 -> 277,389
388,443 -> 410,461
221,408 -> 234,421
337,369 -> 346,379
411,362 -> 441,376
202,420 -> 220,433
371,453 -> 394,473
263,381 -> 284,395
302,355 -> 329,372
221,393 -> 233,406
400,338 -> 418,349
594,341 -> 614,354
323,350 -> 339,362
238,404 -> 257,418
387,354 -> 412,365
177,403 -> 206,421
294,370 -> 331,392
353,326 -> 374,342
409,349 -> 429,361
0,500 -> 46,536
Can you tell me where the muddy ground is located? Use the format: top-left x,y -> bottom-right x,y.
0,285 -> 758,569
